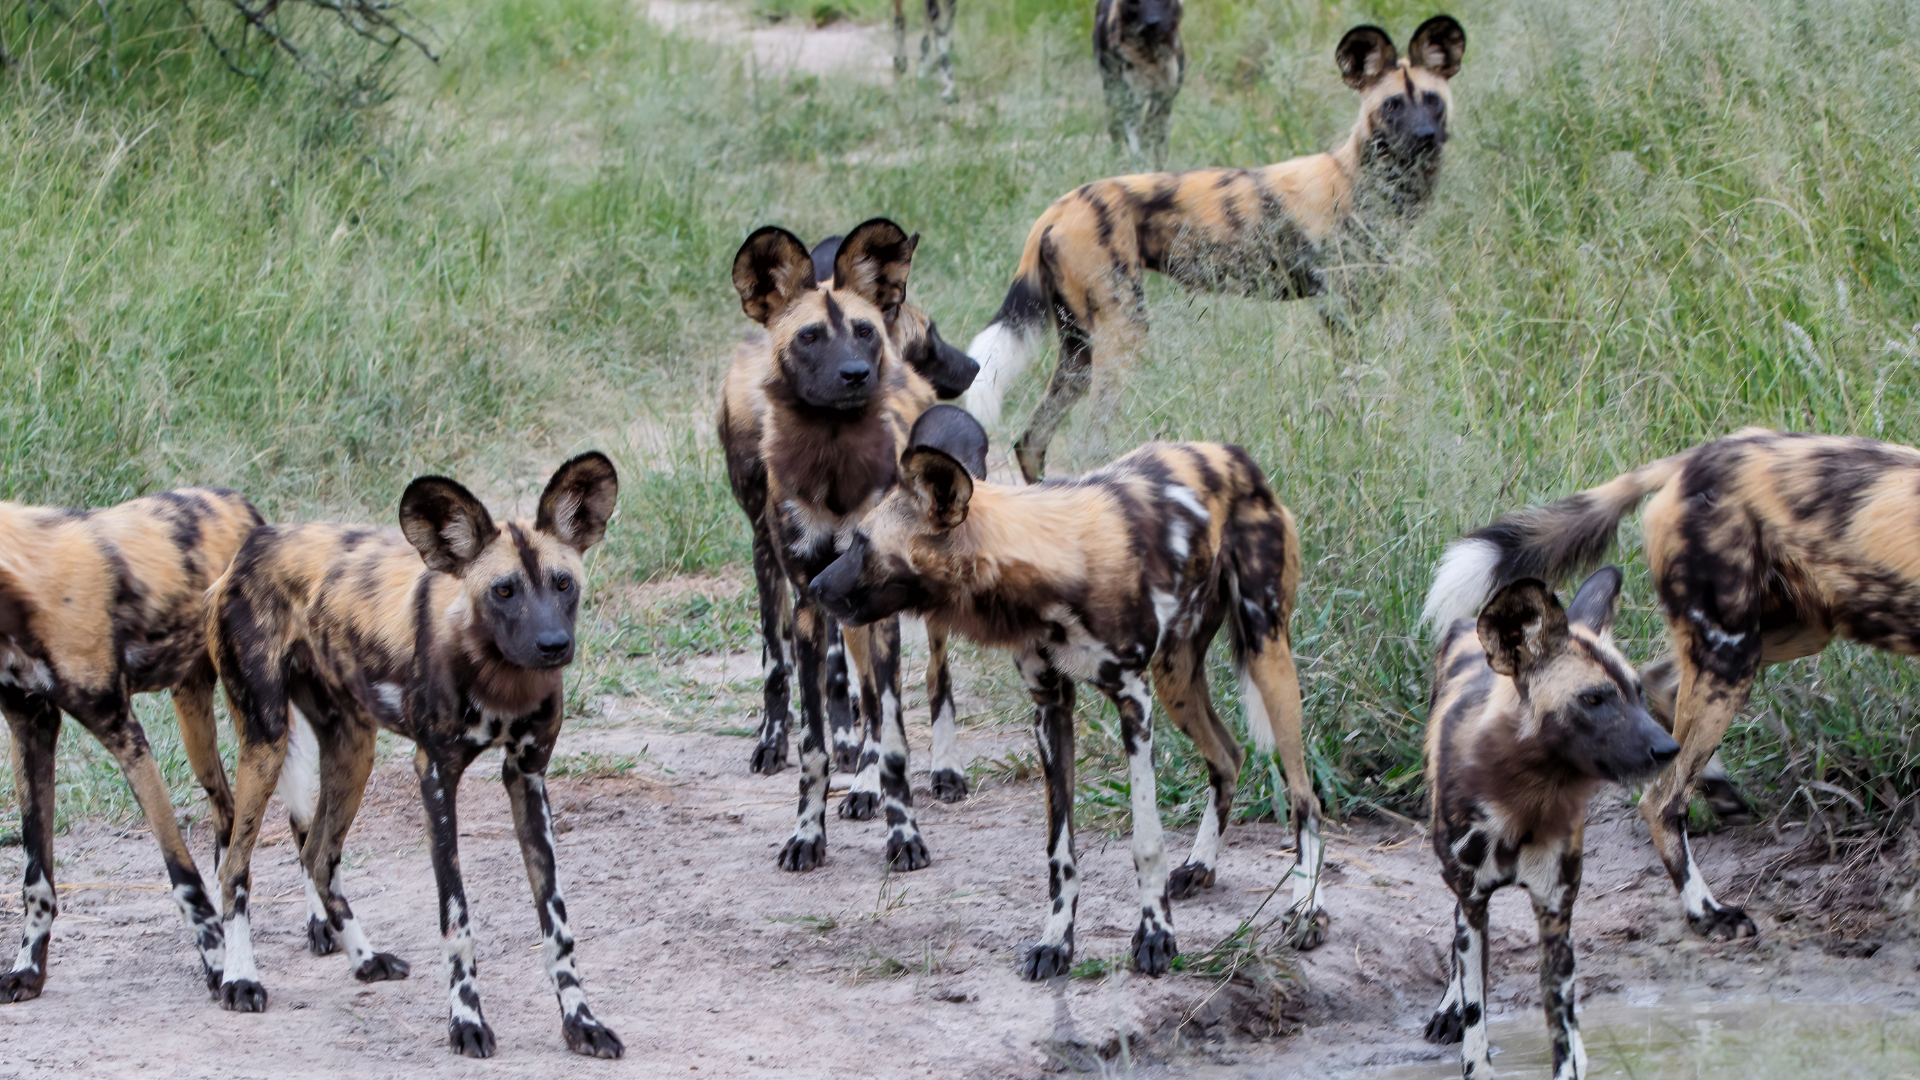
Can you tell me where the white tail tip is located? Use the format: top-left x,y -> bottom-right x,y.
963,321 -> 1034,430
1421,537 -> 1502,632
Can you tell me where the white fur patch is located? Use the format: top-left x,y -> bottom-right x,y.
1163,484 -> 1210,521
278,708 -> 320,828
1238,668 -> 1275,752
1422,537 -> 1501,631
963,322 -> 1035,430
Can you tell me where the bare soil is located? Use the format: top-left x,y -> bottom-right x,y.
3,651 -> 1917,1078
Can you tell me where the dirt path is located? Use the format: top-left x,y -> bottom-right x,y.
643,0 -> 898,82
4,666 -> 1917,1077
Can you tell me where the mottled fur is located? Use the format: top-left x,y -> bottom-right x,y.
1424,429 -> 1920,942
1095,0 -> 1184,168
207,455 -> 622,1059
0,488 -> 261,1002
811,415 -> 1328,978
892,0 -> 957,101
966,16 -> 1464,482
1422,571 -> 1677,1080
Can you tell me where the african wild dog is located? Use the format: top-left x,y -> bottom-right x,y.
723,218 -> 969,875
725,231 -> 977,791
810,407 -> 1329,978
1095,0 -> 1184,168
0,488 -> 260,1002
892,0 -> 957,102
966,16 -> 1465,482
207,454 -> 622,1058
1422,428 -> 1920,942
1423,569 -> 1678,1080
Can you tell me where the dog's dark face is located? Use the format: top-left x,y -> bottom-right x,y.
1478,569 -> 1679,786
400,453 -> 619,672
811,435 -> 979,626
734,219 -> 917,414
808,233 -> 977,401
1116,0 -> 1182,46
1337,16 -> 1464,161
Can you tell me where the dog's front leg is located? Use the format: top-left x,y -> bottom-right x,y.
1018,647 -> 1079,979
1424,901 -> 1468,1044
1,690 -> 62,1002
1457,895 -> 1493,1078
1528,840 -> 1587,1080
1113,671 -> 1176,974
779,600 -> 833,871
419,746 -> 493,1057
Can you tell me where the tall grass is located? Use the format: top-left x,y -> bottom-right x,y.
1,0 -> 1918,835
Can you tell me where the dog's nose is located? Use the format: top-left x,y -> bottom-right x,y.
839,361 -> 871,386
1649,734 -> 1680,765
536,631 -> 571,658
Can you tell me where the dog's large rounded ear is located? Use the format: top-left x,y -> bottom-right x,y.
733,226 -> 817,326
901,445 -> 974,530
1476,578 -> 1568,681
1566,565 -> 1623,636
401,476 -> 499,575
1407,15 -> 1464,79
1336,25 -> 1397,90
536,451 -> 620,554
908,404 -> 990,481
834,218 -> 916,325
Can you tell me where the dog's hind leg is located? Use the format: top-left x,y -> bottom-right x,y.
926,0 -> 956,101
748,517 -> 796,775
1112,670 -> 1176,975
1014,324 -> 1093,484
304,717 -> 408,984
825,620 -> 861,774
1154,632 -> 1241,900
926,626 -> 968,801
1016,648 -> 1079,980
891,0 -> 908,74
173,659 -> 235,879
1,690 -> 62,1002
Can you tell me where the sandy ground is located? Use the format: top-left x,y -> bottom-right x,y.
644,1 -> 899,82
4,653 -> 1918,1078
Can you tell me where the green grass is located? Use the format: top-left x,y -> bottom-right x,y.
2,0 -> 1919,848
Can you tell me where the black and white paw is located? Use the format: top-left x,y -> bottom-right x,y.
448,1017 -> 497,1058
749,737 -> 789,775
201,962 -> 223,993
306,915 -> 340,956
1131,921 -> 1178,976
1167,861 -> 1216,900
931,769 -> 970,802
563,1013 -> 625,1058
1019,943 -> 1073,981
1688,902 -> 1758,941
886,831 -> 931,872
1424,1003 -> 1464,1044
0,967 -> 46,1003
353,952 -> 411,982
779,833 -> 825,872
838,791 -> 880,820
1286,906 -> 1331,951
219,978 -> 268,1013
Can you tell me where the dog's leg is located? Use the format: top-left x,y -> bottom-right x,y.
1114,670 -> 1177,975
825,619 -> 861,773
279,708 -> 337,956
502,722 -> 623,1059
749,520 -> 795,775
849,619 -> 928,869
2,690 -> 61,1002
926,627 -> 969,801
418,745 -> 495,1057
1245,634 -> 1328,949
1458,896 -> 1493,1078
779,601 -> 833,871
1100,56 -> 1131,148
891,0 -> 908,74
1527,835 -> 1588,1080
172,659 -> 234,878
837,618 -> 884,822
216,713 -> 292,1013
1014,323 -> 1094,483
1153,636 -> 1241,899
1018,648 -> 1079,979
1424,901 -> 1469,1044
1642,652 -> 1752,823
304,718 -> 408,984
928,0 -> 956,101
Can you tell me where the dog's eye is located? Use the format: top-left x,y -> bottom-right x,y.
855,323 -> 874,340
554,574 -> 572,592
494,583 -> 514,599
799,329 -> 818,345
1581,691 -> 1605,707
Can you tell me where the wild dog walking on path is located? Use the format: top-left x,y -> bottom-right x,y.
207,455 -> 622,1058
0,488 -> 260,1002
811,408 -> 1328,977
892,0 -> 957,102
966,15 -> 1465,482
722,218 -> 967,875
1422,428 -> 1920,942
1095,0 -> 1184,167
723,231 -> 977,793
1423,569 -> 1678,1080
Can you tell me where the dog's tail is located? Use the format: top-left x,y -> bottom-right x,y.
964,228 -> 1053,429
1220,453 -> 1303,757
1422,453 -> 1692,631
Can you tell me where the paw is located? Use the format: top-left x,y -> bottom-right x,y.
931,769 -> 970,802
886,832 -> 931,872
448,1017 -> 497,1058
1167,861 -> 1216,900
1131,921 -> 1178,976
563,1013 -> 625,1059
831,741 -> 863,775
1285,905 -> 1331,951
307,915 -> 340,956
201,963 -> 223,993
1019,943 -> 1073,981
1424,1004 -> 1464,1044
749,738 -> 789,775
353,952 -> 411,982
1688,902 -> 1758,941
779,833 -> 825,872
838,791 -> 880,821
0,967 -> 46,1003
219,978 -> 268,1013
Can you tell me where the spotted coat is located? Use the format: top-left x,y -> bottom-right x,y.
1095,0 -> 1185,168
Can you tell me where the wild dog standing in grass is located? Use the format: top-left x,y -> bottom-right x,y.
0,488 -> 260,1002
1095,0 -> 1184,168
966,16 -> 1465,482
1423,569 -> 1678,1080
811,407 -> 1328,977
207,454 -> 622,1058
1422,428 -> 1920,942
722,218 -> 971,875
723,230 -> 977,795
892,0 -> 957,102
